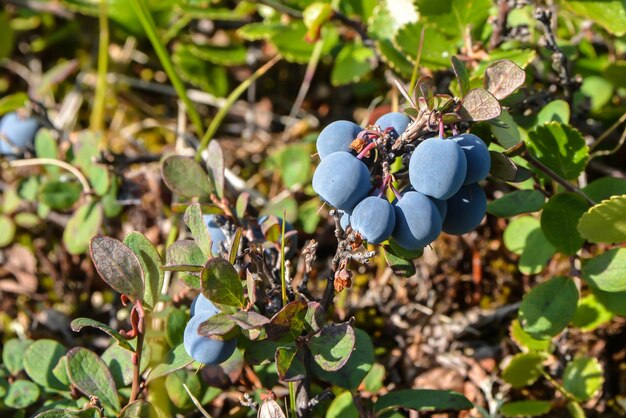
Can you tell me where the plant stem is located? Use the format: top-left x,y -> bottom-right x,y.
521,151 -> 595,205
195,55 -> 281,161
5,158 -> 92,194
90,0 -> 108,133
129,316 -> 145,403
129,0 -> 204,138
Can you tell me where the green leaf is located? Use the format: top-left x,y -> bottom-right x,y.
245,339 -> 287,366
571,294 -> 613,332
182,43 -> 247,66
147,344 -> 193,383
66,347 -> 121,413
503,216 -> 556,274
509,319 -> 552,353
487,190 -> 545,217
581,248 -> 626,292
0,92 -> 28,115
63,201 -> 103,255
102,343 -> 151,388
119,400 -> 159,418
331,42 -> 374,86
34,129 -> 59,161
581,76 -> 613,112
503,216 -> 539,255
582,177 -> 626,202
490,110 -> 522,149
313,328 -> 374,390
269,22 -> 339,64
382,242 -> 419,276
166,308 -> 189,348
23,339 -> 67,390
501,400 -> 552,417
489,152 -> 532,183
165,240 -> 206,266
40,181 -> 82,211
536,100 -> 570,125
34,407 -> 100,418
90,235 -> 145,301
200,257 -> 244,308
540,193 -> 588,255
374,389 -> 473,415
161,155 -> 213,199
275,346 -> 306,382
197,312 -> 237,340
327,392 -> 359,418
563,356 -> 604,401
124,232 -> 164,311
484,60 -> 526,100
577,196 -> 626,243
73,131 -> 109,196
52,356 -> 70,386
2,338 -> 32,375
451,56 -> 470,97
184,203 -> 213,258
71,317 -> 135,351
266,300 -> 308,342
519,228 -> 557,275
0,215 -> 16,248
526,122 -> 589,180
205,141 -> 225,199
4,379 -> 40,409
459,88 -> 502,121
165,370 -> 202,410
363,363 -> 386,393
172,43 -> 228,96
309,323 -> 356,372
563,1 -> 626,36
519,276 -> 579,339
502,352 -> 546,388
303,2 -> 333,41
593,288 -> 626,316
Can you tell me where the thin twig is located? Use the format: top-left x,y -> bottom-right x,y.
521,151 -> 595,205
5,158 -> 92,194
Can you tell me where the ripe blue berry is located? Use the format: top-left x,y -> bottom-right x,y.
0,112 -> 39,155
391,191 -> 442,250
451,133 -> 490,184
442,184 -> 487,235
409,137 -> 467,200
316,120 -> 363,159
351,196 -> 396,244
183,310 -> 237,365
312,151 -> 371,211
190,293 -> 219,317
375,112 -> 411,139
339,210 -> 351,231
432,198 -> 447,220
203,214 -> 228,256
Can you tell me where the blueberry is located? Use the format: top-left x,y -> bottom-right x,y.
190,293 -> 219,317
451,133 -> 490,184
312,151 -> 371,211
432,198 -> 447,220
183,310 -> 237,365
339,210 -> 351,231
442,184 -> 487,235
203,214 -> 228,256
0,112 -> 39,155
351,196 -> 396,244
409,137 -> 467,200
375,112 -> 411,139
391,191 -> 442,250
316,120 -> 363,159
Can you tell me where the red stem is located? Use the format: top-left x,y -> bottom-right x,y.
357,141 -> 377,159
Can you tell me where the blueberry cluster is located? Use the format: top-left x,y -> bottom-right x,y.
0,112 -> 39,156
183,293 -> 237,365
313,112 -> 490,251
